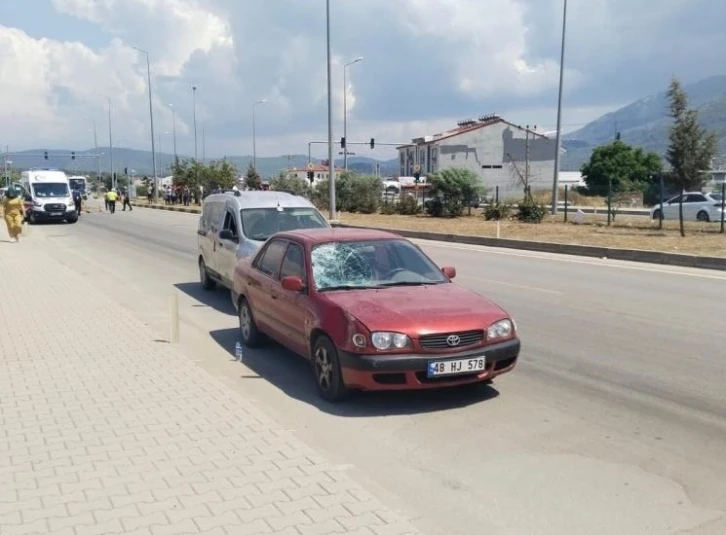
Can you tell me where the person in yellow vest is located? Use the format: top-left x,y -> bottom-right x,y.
2,186 -> 26,242
106,189 -> 118,214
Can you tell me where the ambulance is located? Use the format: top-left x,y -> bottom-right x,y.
20,168 -> 78,224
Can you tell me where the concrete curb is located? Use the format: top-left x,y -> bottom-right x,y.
131,202 -> 201,214
129,202 -> 726,272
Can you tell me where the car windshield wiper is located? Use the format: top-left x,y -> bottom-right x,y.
318,284 -> 385,292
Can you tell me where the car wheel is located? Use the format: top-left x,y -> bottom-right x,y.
28,212 -> 37,225
66,215 -> 79,224
238,298 -> 261,348
312,335 -> 350,402
652,209 -> 662,220
199,257 -> 216,290
697,210 -> 710,222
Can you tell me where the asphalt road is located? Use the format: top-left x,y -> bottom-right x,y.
32,205 -> 726,535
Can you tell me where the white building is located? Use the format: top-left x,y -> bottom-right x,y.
287,164 -> 344,185
397,114 -> 557,200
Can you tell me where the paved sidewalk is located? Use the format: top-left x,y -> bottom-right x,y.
0,237 -> 421,535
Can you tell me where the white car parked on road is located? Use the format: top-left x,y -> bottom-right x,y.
650,191 -> 725,222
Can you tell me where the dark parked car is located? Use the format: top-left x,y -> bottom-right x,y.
232,227 -> 521,401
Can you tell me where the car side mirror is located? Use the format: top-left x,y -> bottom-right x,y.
219,229 -> 237,241
281,276 -> 304,292
442,266 -> 456,279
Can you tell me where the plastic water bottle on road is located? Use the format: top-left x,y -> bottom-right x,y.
235,342 -> 243,361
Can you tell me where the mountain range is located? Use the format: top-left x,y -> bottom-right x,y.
5,74 -> 725,177
561,74 -> 726,171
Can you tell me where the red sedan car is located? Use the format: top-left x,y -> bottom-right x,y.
232,228 -> 521,402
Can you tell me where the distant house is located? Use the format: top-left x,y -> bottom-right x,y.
287,164 -> 344,185
397,114 -> 558,199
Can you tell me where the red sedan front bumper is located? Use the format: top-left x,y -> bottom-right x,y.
338,338 -> 520,391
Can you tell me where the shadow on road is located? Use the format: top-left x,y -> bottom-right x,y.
209,327 -> 499,418
175,282 -> 236,316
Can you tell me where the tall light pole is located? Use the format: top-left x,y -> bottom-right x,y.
326,0 -> 336,220
192,86 -> 198,160
550,0 -> 568,215
252,99 -> 266,169
343,57 -> 363,171
202,123 -> 206,163
134,46 -> 158,201
107,97 -> 115,189
169,103 -> 178,161
92,120 -> 101,180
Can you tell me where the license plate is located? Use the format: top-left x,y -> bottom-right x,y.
51,212 -> 63,216
427,356 -> 486,377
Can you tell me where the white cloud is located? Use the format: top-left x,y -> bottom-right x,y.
0,0 -> 723,162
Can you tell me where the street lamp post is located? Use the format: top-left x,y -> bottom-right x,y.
134,46 -> 158,202
169,103 -> 178,161
92,120 -> 101,180
202,123 -> 206,163
192,86 -> 198,160
550,0 -> 568,215
326,0 -> 336,220
252,99 -> 266,169
107,98 -> 115,189
343,57 -> 363,171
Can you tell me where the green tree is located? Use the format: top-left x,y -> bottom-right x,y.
581,140 -> 663,196
245,163 -> 263,190
172,158 -> 237,192
270,172 -> 310,196
426,168 -> 483,217
315,171 -> 382,214
666,77 -> 719,236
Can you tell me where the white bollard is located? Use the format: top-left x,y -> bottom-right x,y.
170,292 -> 180,343
496,220 -> 501,238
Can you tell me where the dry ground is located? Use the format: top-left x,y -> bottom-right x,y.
338,212 -> 726,257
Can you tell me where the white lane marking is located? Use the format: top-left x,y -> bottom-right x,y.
459,274 -> 563,295
416,240 -> 726,281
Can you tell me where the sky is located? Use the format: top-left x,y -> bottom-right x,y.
0,0 -> 724,161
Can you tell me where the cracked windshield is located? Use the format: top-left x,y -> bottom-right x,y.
1,1 -> 725,535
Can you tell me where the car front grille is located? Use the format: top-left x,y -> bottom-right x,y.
44,203 -> 66,212
419,329 -> 484,350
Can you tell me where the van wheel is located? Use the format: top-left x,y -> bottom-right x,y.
199,258 -> 216,290
28,213 -> 37,225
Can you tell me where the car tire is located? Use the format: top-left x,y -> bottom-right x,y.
311,335 -> 350,403
66,215 -> 79,224
28,212 -> 37,225
697,211 -> 710,222
238,298 -> 261,348
199,257 -> 216,291
652,209 -> 661,220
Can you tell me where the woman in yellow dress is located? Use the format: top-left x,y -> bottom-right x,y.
2,186 -> 26,242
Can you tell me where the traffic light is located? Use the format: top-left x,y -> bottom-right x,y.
615,132 -> 621,141
44,151 -> 48,160
71,151 -> 76,160
307,170 -> 314,184
340,137 -> 346,148
370,138 -> 375,149
413,171 -> 421,183
124,167 -> 128,175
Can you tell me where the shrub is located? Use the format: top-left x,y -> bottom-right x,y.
380,202 -> 397,215
516,200 -> 547,223
396,195 -> 421,215
269,173 -> 310,197
427,168 -> 486,217
484,202 -> 513,220
136,185 -> 149,199
425,198 -> 444,217
315,172 -> 382,214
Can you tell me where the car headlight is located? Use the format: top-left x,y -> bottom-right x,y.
487,319 -> 513,340
371,332 -> 411,350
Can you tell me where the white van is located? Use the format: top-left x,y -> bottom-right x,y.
20,169 -> 78,224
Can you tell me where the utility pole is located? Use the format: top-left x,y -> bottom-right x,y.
108,98 -> 115,189
550,0 -> 568,215
192,86 -> 198,160
325,0 -> 337,220
202,124 -> 206,162
525,125 -> 530,190
93,121 -> 101,180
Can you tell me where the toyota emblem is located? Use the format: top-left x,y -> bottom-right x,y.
446,335 -> 461,347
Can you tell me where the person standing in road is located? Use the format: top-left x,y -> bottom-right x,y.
122,188 -> 133,211
72,187 -> 83,217
104,190 -> 110,211
2,186 -> 26,242
107,189 -> 118,213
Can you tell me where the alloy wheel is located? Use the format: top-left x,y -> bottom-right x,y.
314,346 -> 333,392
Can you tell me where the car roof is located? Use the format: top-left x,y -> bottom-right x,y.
204,190 -> 316,209
272,227 -> 403,245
